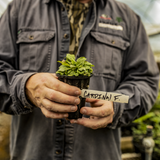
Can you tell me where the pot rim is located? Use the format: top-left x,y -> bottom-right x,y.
56,73 -> 92,80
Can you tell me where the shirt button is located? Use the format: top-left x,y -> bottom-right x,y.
29,35 -> 34,40
57,119 -> 63,126
55,150 -> 62,155
111,40 -> 115,44
64,34 -> 69,39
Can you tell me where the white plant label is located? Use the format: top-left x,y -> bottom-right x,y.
80,89 -> 129,103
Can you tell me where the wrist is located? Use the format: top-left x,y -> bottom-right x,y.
25,74 -> 38,107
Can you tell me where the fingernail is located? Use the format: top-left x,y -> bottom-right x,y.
63,114 -> 68,118
74,98 -> 79,104
75,90 -> 80,96
71,106 -> 77,112
82,109 -> 87,114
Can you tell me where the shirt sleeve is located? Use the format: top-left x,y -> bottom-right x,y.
0,1 -> 36,115
108,12 -> 159,129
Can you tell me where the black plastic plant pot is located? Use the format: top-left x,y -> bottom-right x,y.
56,74 -> 91,119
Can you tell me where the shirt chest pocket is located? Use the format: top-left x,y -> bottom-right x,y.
90,32 -> 130,80
16,30 -> 55,72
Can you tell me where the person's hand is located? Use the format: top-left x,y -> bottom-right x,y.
25,73 -> 81,119
70,98 -> 114,129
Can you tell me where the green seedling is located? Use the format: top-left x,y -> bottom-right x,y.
56,54 -> 94,77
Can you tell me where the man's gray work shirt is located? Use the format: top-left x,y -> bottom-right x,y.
0,0 -> 159,160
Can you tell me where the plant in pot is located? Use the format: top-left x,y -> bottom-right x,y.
56,54 -> 94,119
132,89 -> 160,160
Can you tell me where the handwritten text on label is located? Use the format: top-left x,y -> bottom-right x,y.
80,89 -> 129,103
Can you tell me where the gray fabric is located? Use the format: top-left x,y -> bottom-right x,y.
0,0 -> 159,160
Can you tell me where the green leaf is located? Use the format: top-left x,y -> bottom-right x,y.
66,54 -> 76,64
66,54 -> 75,61
77,57 -> 86,64
57,61 -> 63,64
78,67 -> 86,71
61,61 -> 70,67
133,112 -> 155,123
70,64 -> 76,68
59,65 -> 70,71
150,117 -> 160,123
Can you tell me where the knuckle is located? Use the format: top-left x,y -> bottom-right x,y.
41,99 -> 46,106
40,75 -> 47,84
36,99 -> 42,107
38,103 -> 43,109
54,81 -> 60,90
92,125 -> 98,130
50,92 -> 56,100
42,100 -> 53,111
35,88 -> 41,95
100,109 -> 106,117
65,97 -> 72,104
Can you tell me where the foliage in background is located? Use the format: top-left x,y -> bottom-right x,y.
56,54 -> 94,77
132,89 -> 160,157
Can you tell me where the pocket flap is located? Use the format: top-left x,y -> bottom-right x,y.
91,32 -> 130,50
16,30 -> 55,44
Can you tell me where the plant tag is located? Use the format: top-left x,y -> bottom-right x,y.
80,89 -> 129,103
